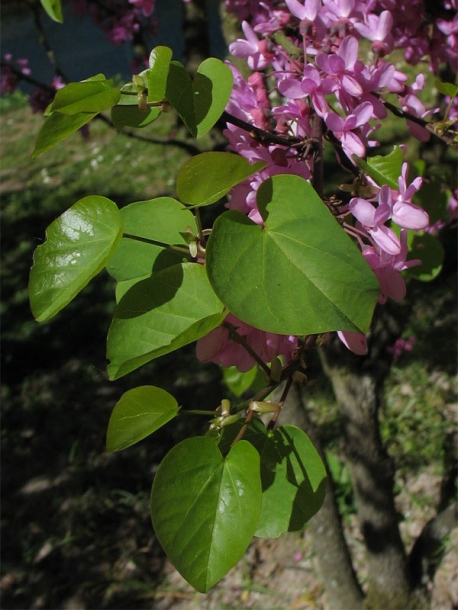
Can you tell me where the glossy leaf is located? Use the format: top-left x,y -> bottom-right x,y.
147,46 -> 173,103
176,152 -> 267,207
29,196 -> 122,322
254,425 -> 327,538
51,79 -> 120,115
106,197 -> 197,297
107,262 -> 227,380
206,174 -> 379,335
166,58 -> 233,137
353,146 -> 403,189
33,111 -> 98,157
151,436 -> 261,592
106,386 -> 179,452
40,0 -> 63,22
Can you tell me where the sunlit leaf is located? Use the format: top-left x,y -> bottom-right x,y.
29,196 -> 122,321
207,174 -> 379,335
32,111 -> 97,157
353,146 -> 403,189
40,0 -> 63,22
151,436 -> 261,592
51,79 -> 120,115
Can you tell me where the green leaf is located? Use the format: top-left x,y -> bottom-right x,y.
50,79 -> 120,115
106,197 -> 197,296
223,365 -> 265,398
434,79 -> 458,98
29,196 -> 122,322
107,262 -> 227,380
207,174 -> 379,335
32,111 -> 98,157
40,0 -> 63,22
176,152 -> 267,207
166,58 -> 233,137
106,386 -> 179,452
193,57 -> 233,137
353,146 -> 403,189
147,46 -> 173,103
254,425 -> 327,538
405,233 -> 444,282
111,105 -> 161,129
151,436 -> 262,592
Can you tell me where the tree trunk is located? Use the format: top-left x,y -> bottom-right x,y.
277,385 -> 365,610
318,302 -> 423,609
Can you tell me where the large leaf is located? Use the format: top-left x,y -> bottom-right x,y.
29,196 -> 122,322
353,146 -> 403,189
106,197 -> 197,299
51,79 -> 120,115
166,58 -> 233,137
151,436 -> 262,592
206,174 -> 379,335
33,111 -> 97,157
254,425 -> 327,538
176,152 -> 267,207
40,0 -> 63,22
107,262 -> 227,380
106,386 -> 179,452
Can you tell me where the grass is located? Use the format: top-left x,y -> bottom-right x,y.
1,89 -> 457,609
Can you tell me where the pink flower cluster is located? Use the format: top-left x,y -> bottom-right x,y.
0,54 -> 30,94
196,0 -> 456,369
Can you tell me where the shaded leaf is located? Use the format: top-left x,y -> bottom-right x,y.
32,111 -> 97,157
106,386 -> 179,452
107,262 -> 227,380
40,0 -> 63,22
111,104 -> 161,129
176,152 -> 266,207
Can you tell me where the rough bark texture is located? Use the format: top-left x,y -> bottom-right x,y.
276,385 -> 365,610
318,302 -> 428,609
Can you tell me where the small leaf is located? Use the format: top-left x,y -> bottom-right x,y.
107,262 -> 227,380
106,386 -> 179,452
33,111 -> 98,157
405,233 -> 444,282
40,0 -> 63,22
29,196 -> 122,321
51,79 -> 120,115
223,365 -> 265,398
193,58 -> 233,137
434,79 -> 458,98
151,436 -> 262,592
207,174 -> 379,335
176,152 -> 267,207
111,105 -> 161,129
353,146 -> 403,189
147,46 -> 173,103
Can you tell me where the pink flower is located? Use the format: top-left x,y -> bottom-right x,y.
337,330 -> 368,355
325,101 -> 374,157
229,21 -> 273,70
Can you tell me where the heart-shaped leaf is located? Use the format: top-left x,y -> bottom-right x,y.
206,174 -> 379,335
176,152 -> 267,207
29,196 -> 122,322
107,262 -> 227,380
151,436 -> 262,592
166,59 -> 233,137
111,105 -> 161,129
50,79 -> 121,115
254,425 -> 327,538
106,386 -> 179,452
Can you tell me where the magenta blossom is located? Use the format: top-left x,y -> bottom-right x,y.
325,101 -> 374,157
229,20 -> 273,70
